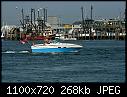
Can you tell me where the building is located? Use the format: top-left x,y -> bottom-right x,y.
47,16 -> 64,33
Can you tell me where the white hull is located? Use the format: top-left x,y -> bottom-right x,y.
31,43 -> 82,53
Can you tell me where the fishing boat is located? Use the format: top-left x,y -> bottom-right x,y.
31,39 -> 83,53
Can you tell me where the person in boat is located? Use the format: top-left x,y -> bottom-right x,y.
43,35 -> 51,45
31,31 -> 36,45
43,34 -> 55,45
20,34 -> 28,44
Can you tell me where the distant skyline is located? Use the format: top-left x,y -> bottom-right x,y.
1,1 -> 125,26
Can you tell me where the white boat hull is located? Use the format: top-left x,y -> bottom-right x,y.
31,43 -> 82,53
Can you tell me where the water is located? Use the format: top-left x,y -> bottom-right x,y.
1,40 -> 125,82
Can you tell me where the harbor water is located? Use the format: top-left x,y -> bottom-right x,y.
1,40 -> 125,82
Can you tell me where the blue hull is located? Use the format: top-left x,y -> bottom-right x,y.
32,48 -> 81,53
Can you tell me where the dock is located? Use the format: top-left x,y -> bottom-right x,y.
1,7 -> 126,40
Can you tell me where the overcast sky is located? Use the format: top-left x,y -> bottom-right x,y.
1,1 -> 125,25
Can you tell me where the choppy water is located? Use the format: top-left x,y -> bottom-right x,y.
1,40 -> 125,82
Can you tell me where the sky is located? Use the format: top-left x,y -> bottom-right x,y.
1,1 -> 126,26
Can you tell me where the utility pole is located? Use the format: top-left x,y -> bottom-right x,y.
81,6 -> 85,40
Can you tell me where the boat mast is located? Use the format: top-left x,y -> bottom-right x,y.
91,5 -> 93,20
31,8 -> 33,31
81,6 -> 85,40
43,8 -> 46,34
21,8 -> 25,33
90,5 -> 93,40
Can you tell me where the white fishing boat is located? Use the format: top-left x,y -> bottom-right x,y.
31,40 -> 83,53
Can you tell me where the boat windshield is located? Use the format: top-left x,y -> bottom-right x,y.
50,38 -> 60,43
